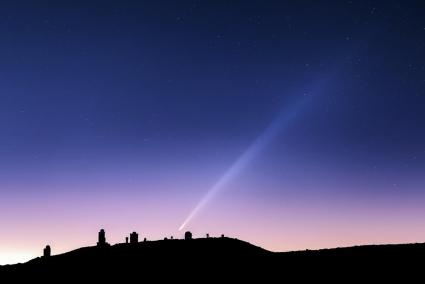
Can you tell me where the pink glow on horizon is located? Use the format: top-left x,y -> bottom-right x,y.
1,180 -> 425,265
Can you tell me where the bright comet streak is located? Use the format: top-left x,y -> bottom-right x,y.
179,96 -> 311,231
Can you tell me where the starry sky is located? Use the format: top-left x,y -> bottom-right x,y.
1,0 -> 425,264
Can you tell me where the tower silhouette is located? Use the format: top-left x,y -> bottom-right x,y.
185,231 -> 192,240
43,245 -> 51,257
97,229 -> 106,246
130,232 -> 138,244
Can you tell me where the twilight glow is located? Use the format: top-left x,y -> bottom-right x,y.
1,1 -> 425,265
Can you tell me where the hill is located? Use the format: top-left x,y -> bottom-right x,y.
1,237 -> 423,281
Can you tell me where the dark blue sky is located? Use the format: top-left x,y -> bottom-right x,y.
1,0 -> 425,263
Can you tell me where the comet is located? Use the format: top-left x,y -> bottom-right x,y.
178,94 -> 313,231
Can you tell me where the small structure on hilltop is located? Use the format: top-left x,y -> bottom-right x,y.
185,231 -> 192,240
43,245 -> 51,257
206,233 -> 209,238
97,229 -> 109,246
130,232 -> 138,244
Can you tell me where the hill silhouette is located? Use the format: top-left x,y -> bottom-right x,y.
1,235 -> 423,281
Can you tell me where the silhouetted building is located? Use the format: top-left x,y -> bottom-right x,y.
43,245 -> 51,257
126,237 -> 128,244
143,237 -> 147,242
185,231 -> 192,240
130,232 -> 138,244
97,229 -> 106,246
206,233 -> 209,238
221,234 -> 224,238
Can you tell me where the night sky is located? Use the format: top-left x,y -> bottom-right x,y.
1,0 -> 425,264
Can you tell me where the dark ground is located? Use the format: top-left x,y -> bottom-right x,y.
1,237 -> 423,281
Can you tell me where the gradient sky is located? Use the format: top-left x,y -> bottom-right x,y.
1,0 -> 425,264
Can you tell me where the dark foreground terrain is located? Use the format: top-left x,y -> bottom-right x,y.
1,237 -> 423,281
